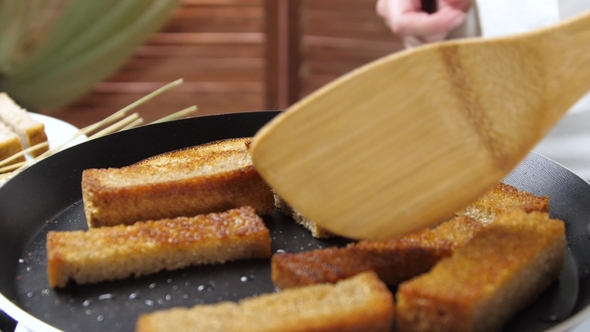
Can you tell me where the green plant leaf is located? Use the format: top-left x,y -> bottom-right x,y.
0,0 -> 180,109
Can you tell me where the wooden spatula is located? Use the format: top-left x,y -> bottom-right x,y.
250,10 -> 590,240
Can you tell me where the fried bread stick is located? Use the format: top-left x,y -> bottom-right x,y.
47,206 -> 271,288
272,215 -> 483,289
396,209 -> 566,332
82,138 -> 275,228
271,183 -> 549,289
136,271 -> 395,332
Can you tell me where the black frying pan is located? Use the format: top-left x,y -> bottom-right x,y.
1,111 -> 590,332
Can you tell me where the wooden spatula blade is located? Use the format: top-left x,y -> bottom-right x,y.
252,48 -> 510,239
251,11 -> 590,240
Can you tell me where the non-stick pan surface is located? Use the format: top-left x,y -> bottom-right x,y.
1,111 -> 590,332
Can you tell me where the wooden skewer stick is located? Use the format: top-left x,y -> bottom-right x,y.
0,161 -> 25,174
0,114 -> 142,176
121,118 -> 145,131
11,79 -> 185,175
80,78 -> 184,137
0,172 -> 11,183
151,105 -> 198,124
0,141 -> 49,167
89,113 -> 142,140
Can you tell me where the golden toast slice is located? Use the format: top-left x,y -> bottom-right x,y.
457,182 -> 550,224
271,183 -> 549,289
276,182 -> 548,239
47,206 -> 271,288
396,209 -> 566,332
272,215 -> 483,289
135,271 -> 395,332
0,121 -> 25,165
81,138 -> 275,227
0,93 -> 48,157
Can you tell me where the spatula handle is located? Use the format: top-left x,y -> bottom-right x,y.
422,0 -> 437,14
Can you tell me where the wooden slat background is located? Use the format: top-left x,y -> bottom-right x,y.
300,0 -> 403,96
41,0 -> 403,129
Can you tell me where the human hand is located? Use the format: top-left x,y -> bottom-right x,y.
376,0 -> 472,48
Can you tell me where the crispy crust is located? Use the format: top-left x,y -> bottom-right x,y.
396,209 -> 566,332
23,122 -> 48,157
274,193 -> 334,238
47,206 -> 271,288
82,138 -> 275,227
457,182 -> 549,224
136,271 -> 395,332
271,183 -> 550,289
272,215 -> 483,289
275,183 -> 549,239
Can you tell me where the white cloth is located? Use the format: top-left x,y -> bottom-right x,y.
455,0 -> 590,180
477,0 -> 560,37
